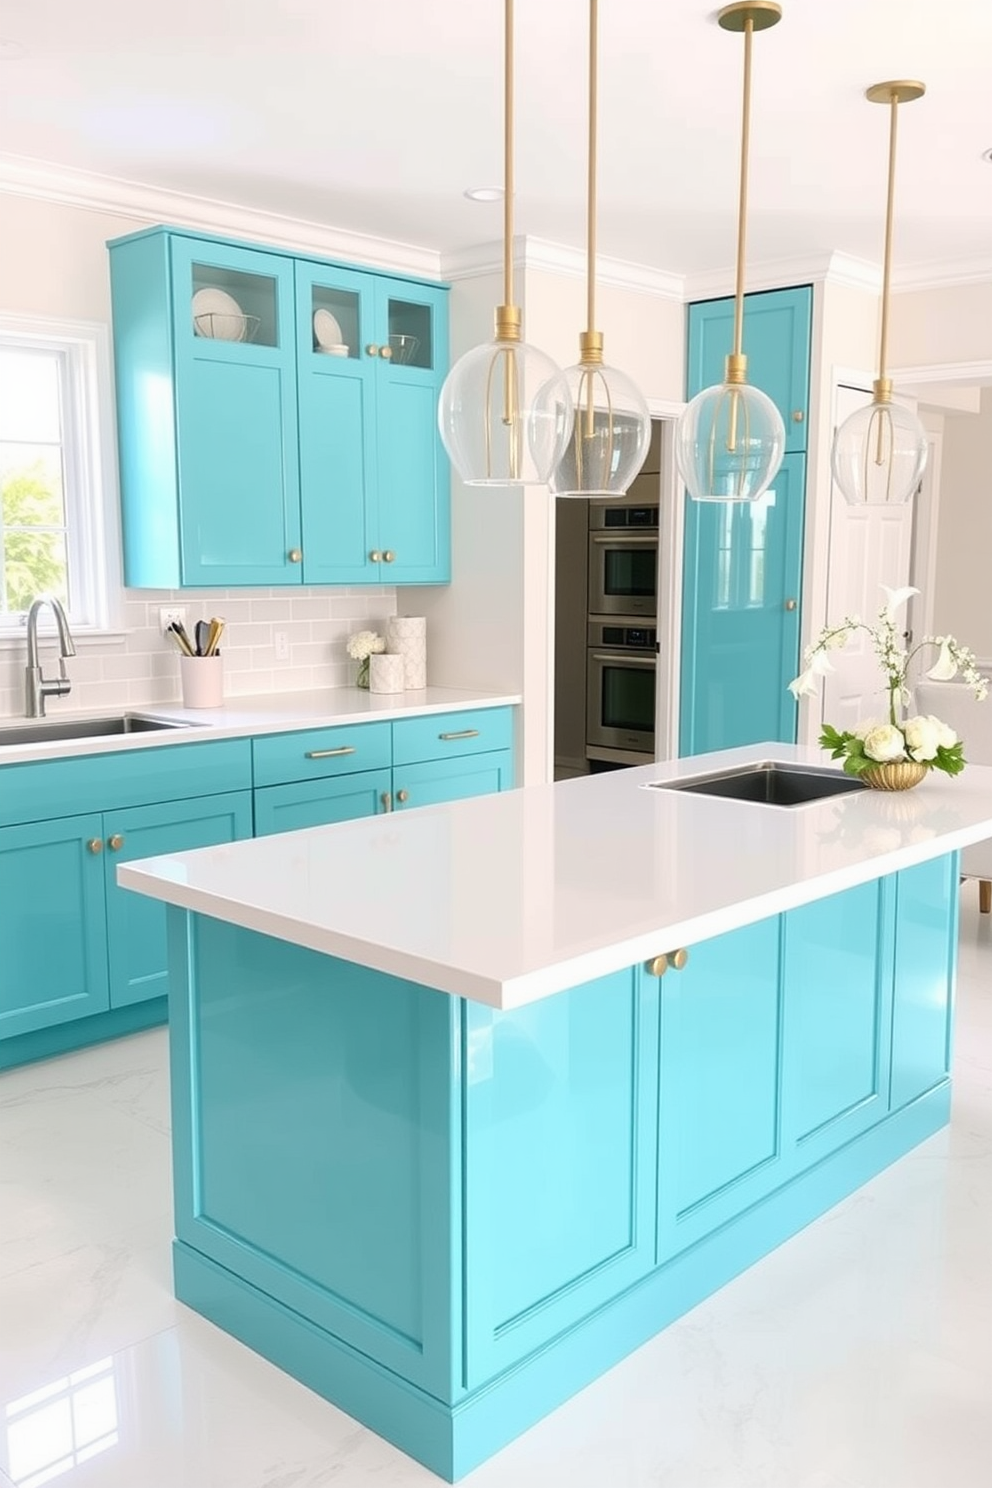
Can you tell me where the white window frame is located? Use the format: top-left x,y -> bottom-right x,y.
0,313 -> 123,642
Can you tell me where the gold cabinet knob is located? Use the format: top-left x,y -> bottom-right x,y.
396,788 -> 409,804
107,834 -> 125,852
792,409 -> 804,422
646,953 -> 669,978
383,550 -> 395,563
379,344 -> 393,360
784,598 -> 797,612
369,550 -> 382,562
366,343 -> 380,357
670,947 -> 689,971
646,948 -> 689,976
87,838 -> 103,855
288,549 -> 302,563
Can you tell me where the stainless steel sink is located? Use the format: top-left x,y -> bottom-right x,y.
647,760 -> 867,807
0,714 -> 191,747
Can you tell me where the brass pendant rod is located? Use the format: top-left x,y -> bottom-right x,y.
731,16 -> 754,363
502,0 -> 515,310
586,0 -> 599,337
877,88 -> 899,386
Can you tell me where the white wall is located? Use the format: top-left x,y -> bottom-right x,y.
0,191 -> 398,718
931,387 -> 992,661
890,282 -> 992,368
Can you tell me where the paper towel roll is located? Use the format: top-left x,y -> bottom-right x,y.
386,615 -> 427,690
369,652 -> 406,694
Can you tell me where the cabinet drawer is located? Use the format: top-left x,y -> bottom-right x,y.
392,708 -> 514,767
0,739 -> 253,828
252,722 -> 392,787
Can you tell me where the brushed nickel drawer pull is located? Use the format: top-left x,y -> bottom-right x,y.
381,791 -> 392,812
305,746 -> 357,759
439,728 -> 480,741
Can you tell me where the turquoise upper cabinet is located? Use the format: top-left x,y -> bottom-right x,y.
295,265 -> 449,584
109,227 -> 450,588
680,285 -> 812,756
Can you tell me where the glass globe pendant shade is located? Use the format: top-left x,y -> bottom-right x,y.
438,335 -> 574,486
831,396 -> 928,505
676,380 -> 785,502
549,359 -> 651,498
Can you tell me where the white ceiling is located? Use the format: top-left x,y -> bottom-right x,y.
1,0 -> 990,278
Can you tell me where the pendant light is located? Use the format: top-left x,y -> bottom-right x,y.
550,0 -> 651,499
831,82 -> 928,505
437,0 -> 573,486
675,1 -> 785,504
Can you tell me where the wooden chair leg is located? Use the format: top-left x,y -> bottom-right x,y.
980,880 -> 991,915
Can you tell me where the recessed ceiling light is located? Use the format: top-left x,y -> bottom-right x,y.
464,187 -> 504,203
0,39 -> 26,60
983,147 -> 992,164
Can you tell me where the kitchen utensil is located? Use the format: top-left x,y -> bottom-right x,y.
313,308 -> 344,350
388,334 -> 420,365
204,617 -> 226,656
168,621 -> 196,657
195,620 -> 211,657
192,287 -> 247,341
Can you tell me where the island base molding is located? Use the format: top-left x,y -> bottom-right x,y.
174,1083 -> 950,1482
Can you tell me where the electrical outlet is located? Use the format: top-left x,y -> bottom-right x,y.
274,629 -> 291,662
159,605 -> 187,637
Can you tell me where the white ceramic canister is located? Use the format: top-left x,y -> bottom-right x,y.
179,654 -> 224,708
386,615 -> 427,690
369,652 -> 406,694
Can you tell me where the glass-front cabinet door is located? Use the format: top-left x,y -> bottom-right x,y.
374,279 -> 450,584
295,261 -> 379,585
170,237 -> 302,586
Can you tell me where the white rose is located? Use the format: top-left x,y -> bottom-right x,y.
903,715 -> 940,762
927,715 -> 958,750
862,724 -> 906,763
346,629 -> 385,661
852,718 -> 880,740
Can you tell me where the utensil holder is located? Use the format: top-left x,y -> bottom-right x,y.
385,616 -> 427,690
179,654 -> 224,709
369,653 -> 406,695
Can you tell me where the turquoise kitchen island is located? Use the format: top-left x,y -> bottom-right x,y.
118,743 -> 992,1480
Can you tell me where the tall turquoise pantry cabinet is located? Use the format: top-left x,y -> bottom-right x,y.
679,286 -> 811,756
108,227 -> 450,589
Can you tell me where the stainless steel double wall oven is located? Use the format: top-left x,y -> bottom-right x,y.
586,493 -> 659,764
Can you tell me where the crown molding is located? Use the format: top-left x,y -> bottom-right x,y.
889,358 -> 992,387
684,251 -> 882,302
892,257 -> 992,293
441,235 -> 684,301
0,152 -> 443,279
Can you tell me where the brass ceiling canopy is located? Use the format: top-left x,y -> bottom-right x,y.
717,1 -> 783,35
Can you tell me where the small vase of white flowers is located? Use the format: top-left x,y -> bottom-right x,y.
347,629 -> 385,689
789,586 -> 988,790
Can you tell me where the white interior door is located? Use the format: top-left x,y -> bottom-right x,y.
821,385 -> 917,732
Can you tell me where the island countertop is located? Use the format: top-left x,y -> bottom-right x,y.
117,742 -> 992,1008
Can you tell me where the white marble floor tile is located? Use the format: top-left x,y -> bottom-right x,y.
0,897 -> 990,1487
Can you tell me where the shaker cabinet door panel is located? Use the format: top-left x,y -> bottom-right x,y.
890,855 -> 958,1111
253,770 -> 391,835
0,816 -> 109,1039
105,792 -> 254,1010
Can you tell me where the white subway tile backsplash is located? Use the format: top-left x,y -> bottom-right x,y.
0,585 -> 399,718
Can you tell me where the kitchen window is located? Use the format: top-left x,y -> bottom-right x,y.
0,316 -> 120,638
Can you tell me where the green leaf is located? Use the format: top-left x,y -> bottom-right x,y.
933,742 -> 966,777
843,753 -> 872,776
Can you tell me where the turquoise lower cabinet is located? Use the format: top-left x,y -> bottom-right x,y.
463,968 -> 659,1386
254,769 -> 391,835
783,877 -> 895,1167
105,792 -> 253,1008
890,854 -> 958,1110
394,751 -> 514,811
166,853 -> 959,1481
656,916 -> 783,1259
0,815 -> 109,1040
680,284 -> 812,756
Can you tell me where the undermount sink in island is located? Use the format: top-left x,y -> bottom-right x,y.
118,743 -> 992,1480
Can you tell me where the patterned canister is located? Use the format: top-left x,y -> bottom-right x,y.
386,615 -> 427,690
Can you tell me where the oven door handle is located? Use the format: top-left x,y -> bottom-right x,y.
590,652 -> 657,666
590,533 -> 658,545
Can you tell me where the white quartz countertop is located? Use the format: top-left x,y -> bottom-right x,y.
0,686 -> 520,765
117,742 -> 992,1009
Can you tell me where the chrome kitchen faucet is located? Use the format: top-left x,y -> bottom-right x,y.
24,595 -> 77,717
